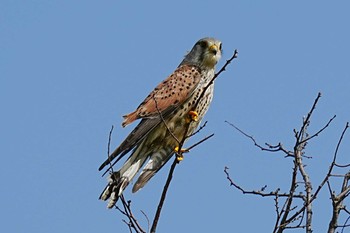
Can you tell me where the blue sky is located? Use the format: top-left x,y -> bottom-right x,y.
1,1 -> 350,232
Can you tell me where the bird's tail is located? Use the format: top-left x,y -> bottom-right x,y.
99,143 -> 175,208
99,141 -> 148,208
132,147 -> 175,193
99,172 -> 128,208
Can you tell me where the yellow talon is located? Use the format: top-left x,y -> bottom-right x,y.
177,155 -> 184,162
174,146 -> 189,153
174,146 -> 189,162
188,110 -> 199,122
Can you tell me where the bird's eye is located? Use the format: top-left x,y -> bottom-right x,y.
219,43 -> 222,51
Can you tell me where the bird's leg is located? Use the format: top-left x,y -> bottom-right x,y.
176,110 -> 198,161
174,146 -> 189,162
186,110 -> 199,123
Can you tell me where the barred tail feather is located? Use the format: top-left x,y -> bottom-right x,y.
132,147 -> 174,193
99,143 -> 149,208
99,174 -> 129,208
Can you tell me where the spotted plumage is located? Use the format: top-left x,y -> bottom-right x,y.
99,37 -> 222,208
121,65 -> 202,127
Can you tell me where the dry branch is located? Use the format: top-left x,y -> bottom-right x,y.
225,93 -> 350,232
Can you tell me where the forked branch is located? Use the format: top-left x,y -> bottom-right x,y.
225,93 -> 349,232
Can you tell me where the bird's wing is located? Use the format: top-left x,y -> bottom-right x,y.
121,64 -> 202,127
99,117 -> 161,172
99,64 -> 202,172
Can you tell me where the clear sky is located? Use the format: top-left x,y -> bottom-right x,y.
1,1 -> 350,232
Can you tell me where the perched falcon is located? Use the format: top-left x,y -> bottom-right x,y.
99,37 -> 222,208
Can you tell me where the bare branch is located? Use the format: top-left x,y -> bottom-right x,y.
340,216 -> 350,233
140,210 -> 150,233
335,163 -> 350,168
106,125 -> 115,174
225,93 -> 350,233
120,195 -> 146,233
224,167 -> 304,199
153,94 -> 181,145
150,157 -> 178,233
295,142 -> 313,232
273,194 -> 282,232
296,92 -> 321,141
328,169 -> 350,233
277,160 -> 299,233
299,115 -> 336,145
225,120 -> 293,156
186,121 -> 208,138
313,122 -> 349,204
186,133 -> 214,151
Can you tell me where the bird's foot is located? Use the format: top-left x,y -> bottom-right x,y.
186,110 -> 198,123
174,146 -> 189,162
177,154 -> 184,162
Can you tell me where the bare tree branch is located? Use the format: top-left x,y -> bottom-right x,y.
299,115 -> 336,145
327,122 -> 350,233
296,92 -> 321,142
224,121 -> 293,156
114,195 -> 146,233
186,121 -> 208,138
225,93 -> 349,233
340,216 -> 350,233
150,157 -> 177,233
106,125 -> 115,174
224,167 -> 304,199
150,132 -> 215,233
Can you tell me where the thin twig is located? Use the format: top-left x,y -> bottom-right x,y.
340,216 -> 350,233
296,92 -> 322,141
295,130 -> 313,232
334,163 -> 350,168
273,193 -> 282,232
313,122 -> 349,203
284,122 -> 349,230
186,133 -> 214,151
120,195 -> 146,233
299,115 -> 336,145
186,121 -> 208,138
153,94 -> 181,145
150,157 -> 178,233
225,120 -> 293,156
226,93 -> 346,233
107,125 -> 115,174
224,167 -> 304,199
277,159 -> 299,233
140,210 -> 150,233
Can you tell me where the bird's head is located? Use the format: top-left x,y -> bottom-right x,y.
180,37 -> 222,70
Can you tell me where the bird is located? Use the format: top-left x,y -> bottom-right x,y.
99,37 -> 222,208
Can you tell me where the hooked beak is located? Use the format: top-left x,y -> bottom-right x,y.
209,44 -> 218,55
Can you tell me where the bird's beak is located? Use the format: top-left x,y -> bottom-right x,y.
209,44 -> 218,55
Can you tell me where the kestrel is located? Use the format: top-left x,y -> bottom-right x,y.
99,37 -> 222,208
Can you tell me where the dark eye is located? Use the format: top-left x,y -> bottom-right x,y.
219,43 -> 222,51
